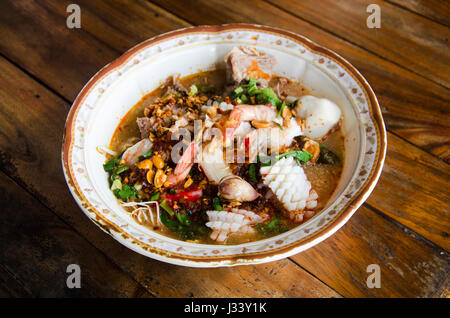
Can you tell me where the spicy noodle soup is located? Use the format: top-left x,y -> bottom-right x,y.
104,47 -> 344,245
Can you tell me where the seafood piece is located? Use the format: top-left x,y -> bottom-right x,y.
225,104 -> 281,144
242,117 -> 302,161
260,156 -> 318,222
166,142 -> 197,187
200,138 -> 259,202
121,138 -> 153,166
218,175 -> 260,202
225,46 -> 277,87
206,208 -> 266,242
294,95 -> 341,140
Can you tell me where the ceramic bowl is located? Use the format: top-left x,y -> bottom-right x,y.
62,24 -> 386,267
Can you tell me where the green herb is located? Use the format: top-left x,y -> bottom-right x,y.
215,98 -> 224,103
116,184 -> 137,201
138,150 -> 153,161
188,84 -> 198,96
160,210 -> 179,228
202,86 -> 213,93
278,150 -> 313,164
249,163 -> 258,182
103,158 -> 120,172
160,199 -> 174,216
213,197 -> 222,211
256,219 -> 288,234
150,192 -> 160,201
176,213 -> 192,226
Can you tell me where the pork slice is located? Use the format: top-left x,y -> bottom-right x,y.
224,46 -> 277,87
136,117 -> 154,138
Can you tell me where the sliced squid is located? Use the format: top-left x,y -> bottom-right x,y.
260,156 -> 318,222
294,95 -> 341,140
206,208 -> 266,242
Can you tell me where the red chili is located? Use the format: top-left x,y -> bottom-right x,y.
164,188 -> 202,202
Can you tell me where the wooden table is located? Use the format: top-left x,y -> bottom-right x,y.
0,0 -> 448,298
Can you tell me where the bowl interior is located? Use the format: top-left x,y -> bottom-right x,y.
84,41 -> 362,243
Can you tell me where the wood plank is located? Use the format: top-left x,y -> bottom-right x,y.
266,0 -> 450,88
0,172 -> 152,298
387,0 -> 450,27
150,0 -> 450,162
0,52 -> 447,297
0,56 -> 340,298
291,205 -> 449,297
368,132 -> 450,250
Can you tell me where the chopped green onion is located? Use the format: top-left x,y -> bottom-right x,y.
240,94 -> 248,103
213,197 -> 222,211
139,150 -> 153,161
249,163 -> 257,182
188,84 -> 198,96
160,211 -> 179,228
103,158 -> 120,172
247,85 -> 261,96
160,199 -> 174,216
150,192 -> 160,201
202,86 -> 213,93
115,165 -> 129,175
276,101 -> 286,118
111,179 -> 122,191
233,86 -> 244,95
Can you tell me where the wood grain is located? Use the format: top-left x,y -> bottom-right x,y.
292,205 -> 449,297
387,0 -> 450,27
0,172 -> 152,297
0,54 -> 447,297
0,56 -> 340,298
266,0 -> 450,87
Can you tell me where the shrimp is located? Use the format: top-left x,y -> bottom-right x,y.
206,208 -> 266,242
200,137 -> 259,202
260,156 -> 318,223
121,138 -> 153,166
224,104 -> 281,144
165,141 -> 197,188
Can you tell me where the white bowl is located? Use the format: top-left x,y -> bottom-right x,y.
62,24 -> 386,267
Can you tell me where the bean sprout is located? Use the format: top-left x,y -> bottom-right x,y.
122,201 -> 161,226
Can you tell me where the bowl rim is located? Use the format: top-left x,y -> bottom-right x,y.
62,23 -> 387,266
